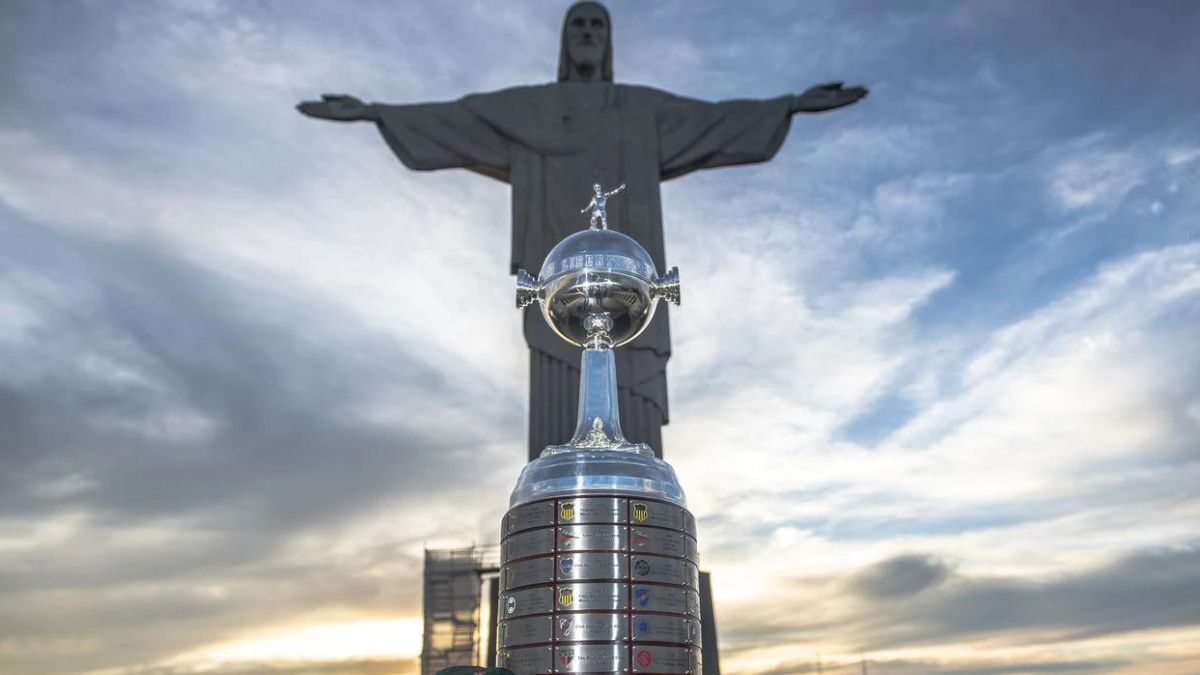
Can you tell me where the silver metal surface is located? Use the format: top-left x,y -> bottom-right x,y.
630,527 -> 694,560
656,265 -> 681,306
556,552 -> 627,581
516,268 -> 539,309
557,524 -> 626,552
580,182 -> 625,231
632,645 -> 693,674
516,228 -> 681,349
503,528 -> 555,563
631,555 -> 699,588
498,498 -> 705,669
631,614 -> 698,645
557,497 -> 625,524
506,501 -> 556,534
630,500 -> 683,529
500,616 -> 554,648
686,559 -> 700,590
498,199 -> 707,671
503,557 -> 555,591
555,613 -> 626,642
632,585 -> 701,617
501,586 -> 554,619
498,645 -> 553,674
554,582 -> 628,611
554,644 -> 627,673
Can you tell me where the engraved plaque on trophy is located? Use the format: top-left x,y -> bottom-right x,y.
557,524 -> 626,552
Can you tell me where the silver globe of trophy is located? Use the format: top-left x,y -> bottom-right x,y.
497,185 -> 698,674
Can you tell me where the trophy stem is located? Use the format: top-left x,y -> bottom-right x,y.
567,345 -> 628,448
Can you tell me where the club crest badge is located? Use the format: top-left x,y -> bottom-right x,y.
559,501 -> 575,521
558,587 -> 574,607
559,531 -> 579,549
632,530 -> 649,549
634,587 -> 651,608
632,502 -> 648,522
636,619 -> 650,636
560,649 -> 575,667
559,557 -> 575,576
636,650 -> 653,668
559,617 -> 574,637
505,596 -> 516,615
635,559 -> 650,576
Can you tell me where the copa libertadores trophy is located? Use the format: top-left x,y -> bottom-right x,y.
497,184 -> 697,674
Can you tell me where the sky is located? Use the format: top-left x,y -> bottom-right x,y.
1,0 -> 1198,674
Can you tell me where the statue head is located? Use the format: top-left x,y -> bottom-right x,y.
558,1 -> 613,83
593,183 -> 602,194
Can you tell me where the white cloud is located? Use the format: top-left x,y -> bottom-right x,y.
665,241 -> 1200,636
1048,140 -> 1147,212
1166,145 -> 1200,167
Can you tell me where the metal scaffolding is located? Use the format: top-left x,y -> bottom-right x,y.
420,547 -> 498,675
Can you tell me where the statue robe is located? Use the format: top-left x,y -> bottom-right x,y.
374,82 -> 793,460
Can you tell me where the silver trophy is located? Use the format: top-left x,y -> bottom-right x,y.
498,186 -> 699,674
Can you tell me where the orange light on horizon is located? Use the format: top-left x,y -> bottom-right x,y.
186,617 -> 422,665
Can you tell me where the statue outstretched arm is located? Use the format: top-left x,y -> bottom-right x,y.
604,183 -> 626,197
656,81 -> 864,180
657,92 -> 793,180
299,91 -> 512,181
790,81 -> 868,113
581,197 -> 596,213
296,94 -> 379,122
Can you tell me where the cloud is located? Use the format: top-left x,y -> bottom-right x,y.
714,546 -> 1200,674
2,1 -> 1200,674
752,656 -> 1128,675
850,553 -> 952,599
1047,139 -> 1147,212
0,215 -> 519,673
677,238 -> 1200,674
858,546 -> 1200,650
111,658 -> 419,675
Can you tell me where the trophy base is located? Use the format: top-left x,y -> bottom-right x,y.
510,449 -> 687,508
497,493 -> 702,675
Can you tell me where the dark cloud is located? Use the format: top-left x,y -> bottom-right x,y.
0,210 -> 517,520
0,213 -> 519,673
850,553 -> 952,599
713,546 -> 1200,668
0,556 -> 424,674
857,546 -> 1200,650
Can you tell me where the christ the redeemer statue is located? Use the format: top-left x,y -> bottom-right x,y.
298,1 -> 867,461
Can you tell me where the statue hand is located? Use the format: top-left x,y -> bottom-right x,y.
296,94 -> 377,122
791,81 -> 868,113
